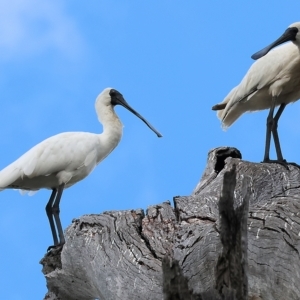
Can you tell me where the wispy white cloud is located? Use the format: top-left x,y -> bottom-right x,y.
0,0 -> 85,60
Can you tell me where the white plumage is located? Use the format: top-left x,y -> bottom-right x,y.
212,22 -> 300,164
0,88 -> 162,247
0,132 -> 102,190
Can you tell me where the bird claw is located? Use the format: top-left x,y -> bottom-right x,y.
285,162 -> 300,169
47,243 -> 64,253
262,159 -> 300,170
261,159 -> 290,170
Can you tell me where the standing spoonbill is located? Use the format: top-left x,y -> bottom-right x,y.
212,22 -> 300,166
0,88 -> 162,247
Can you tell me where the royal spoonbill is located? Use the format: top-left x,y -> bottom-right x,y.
0,88 -> 162,247
212,22 -> 300,165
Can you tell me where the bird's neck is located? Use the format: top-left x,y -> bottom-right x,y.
102,115 -> 123,144
293,40 -> 300,50
98,106 -> 123,156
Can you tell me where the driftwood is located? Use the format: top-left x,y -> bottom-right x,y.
41,147 -> 300,300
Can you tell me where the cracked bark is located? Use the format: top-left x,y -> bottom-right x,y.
41,147 -> 300,300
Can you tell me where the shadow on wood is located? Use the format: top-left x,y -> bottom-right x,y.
215,164 -> 250,299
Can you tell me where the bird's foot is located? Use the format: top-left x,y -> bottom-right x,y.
286,162 -> 300,169
47,243 -> 64,253
261,159 -> 289,170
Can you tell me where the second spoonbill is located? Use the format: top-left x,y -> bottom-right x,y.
212,22 -> 300,166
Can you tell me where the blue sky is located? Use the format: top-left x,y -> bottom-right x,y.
1,1 -> 300,299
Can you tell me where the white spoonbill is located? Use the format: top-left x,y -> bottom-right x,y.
0,88 -> 162,247
212,22 -> 300,165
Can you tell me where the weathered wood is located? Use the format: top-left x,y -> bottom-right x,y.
41,147 -> 300,300
162,256 -> 198,300
162,256 -> 223,300
215,164 -> 250,299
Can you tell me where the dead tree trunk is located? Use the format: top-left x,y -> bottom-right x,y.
41,147 -> 300,300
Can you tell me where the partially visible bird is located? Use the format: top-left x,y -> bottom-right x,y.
0,88 -> 162,247
212,22 -> 300,165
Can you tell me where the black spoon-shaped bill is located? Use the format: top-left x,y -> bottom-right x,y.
251,27 -> 298,60
110,89 -> 162,138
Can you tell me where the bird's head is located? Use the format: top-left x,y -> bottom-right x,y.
251,22 -> 300,60
95,87 -> 116,107
289,22 -> 300,40
95,88 -> 162,137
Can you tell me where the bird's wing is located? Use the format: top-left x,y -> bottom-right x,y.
0,132 -> 99,189
217,43 -> 299,127
83,148 -> 98,168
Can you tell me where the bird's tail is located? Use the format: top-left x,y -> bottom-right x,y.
212,103 -> 226,111
0,164 -> 22,189
212,86 -> 239,128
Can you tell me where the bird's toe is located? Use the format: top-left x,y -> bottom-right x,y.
47,243 -> 64,253
261,159 -> 290,170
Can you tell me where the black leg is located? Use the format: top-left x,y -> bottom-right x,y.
262,101 -> 300,169
45,183 -> 66,249
45,189 -> 59,246
273,104 -> 300,168
271,103 -> 286,162
263,97 -> 277,162
262,99 -> 289,168
52,183 -> 65,245
262,101 -> 290,169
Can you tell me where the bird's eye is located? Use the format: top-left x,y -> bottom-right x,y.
110,89 -> 116,97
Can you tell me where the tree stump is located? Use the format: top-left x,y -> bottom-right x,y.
41,147 -> 300,300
